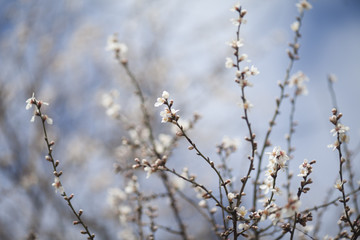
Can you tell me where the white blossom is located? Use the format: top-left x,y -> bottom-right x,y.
144,166 -> 152,179
327,140 -> 339,151
45,116 -> 53,125
260,176 -> 273,195
160,108 -> 179,123
230,3 -> 240,12
25,92 -> 35,110
239,53 -> 248,62
236,206 -> 247,217
106,33 -> 128,60
238,100 -> 254,110
238,223 -> 250,231
250,65 -> 260,75
225,57 -> 234,68
228,39 -> 244,48
282,197 -> 301,218
298,159 -> 311,177
227,192 -> 235,201
334,179 -> 344,190
52,177 -> 64,194
266,146 -> 289,169
296,0 -> 312,13
198,200 -> 207,208
330,123 -> 350,136
291,21 -> 300,32
155,91 -> 169,107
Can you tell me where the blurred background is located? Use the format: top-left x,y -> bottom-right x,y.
0,0 -> 359,239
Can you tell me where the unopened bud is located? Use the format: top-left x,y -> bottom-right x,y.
240,9 -> 247,17
45,155 -> 52,162
332,108 -> 337,115
329,115 -> 337,124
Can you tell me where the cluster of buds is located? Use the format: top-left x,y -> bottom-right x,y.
230,4 -> 247,26
328,108 -> 350,151
25,93 -> 53,124
297,159 -> 315,197
329,108 -> 350,139
297,159 -> 315,178
106,33 -> 128,64
154,91 -> 179,123
226,4 -> 259,90
133,156 -> 167,178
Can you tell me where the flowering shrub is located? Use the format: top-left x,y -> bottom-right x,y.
1,0 -> 359,239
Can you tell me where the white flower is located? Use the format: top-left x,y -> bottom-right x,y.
250,65 -> 260,75
260,177 -> 273,195
327,140 -> 339,151
225,57 -> 234,68
144,166 -> 152,178
230,3 -> 240,12
230,18 -> 240,26
238,100 -> 254,110
228,39 -> 244,48
162,91 -> 169,99
101,90 -> 119,108
154,91 -> 169,107
227,192 -> 235,201
271,186 -> 282,196
296,0 -> 312,13
266,146 -> 289,169
236,206 -> 247,217
106,33 -> 128,60
52,177 -> 64,194
198,200 -> 207,208
106,104 -> 121,118
239,53 -> 248,62
46,116 -> 53,125
291,21 -> 300,32
298,159 -> 311,177
330,123 -> 350,136
242,66 -> 250,76
25,92 -> 35,110
238,223 -> 250,231
160,108 -> 179,123
282,197 -> 301,218
334,179 -> 344,190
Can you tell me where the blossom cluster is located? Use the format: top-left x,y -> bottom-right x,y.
154,91 -> 180,123
289,71 -> 309,96
25,93 -> 53,124
260,146 -> 289,196
106,33 -> 128,63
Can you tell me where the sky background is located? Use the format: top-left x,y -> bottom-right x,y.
0,0 -> 359,239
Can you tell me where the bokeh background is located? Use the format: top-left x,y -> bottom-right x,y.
0,0 -> 359,239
